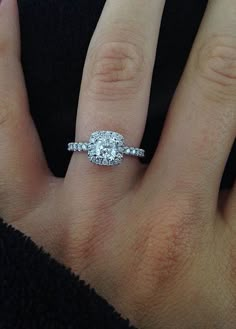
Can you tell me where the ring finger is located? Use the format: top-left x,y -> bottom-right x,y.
66,0 -> 166,197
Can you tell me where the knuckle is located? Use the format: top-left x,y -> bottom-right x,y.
83,41 -> 147,101
167,177 -> 210,221
194,35 -> 236,99
130,200 -> 200,302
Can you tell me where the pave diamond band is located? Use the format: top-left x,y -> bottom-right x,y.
68,131 -> 145,166
68,143 -> 145,157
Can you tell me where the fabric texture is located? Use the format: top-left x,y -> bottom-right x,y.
0,0 -> 235,328
0,219 -> 136,329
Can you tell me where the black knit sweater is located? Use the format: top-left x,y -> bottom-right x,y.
0,219 -> 135,328
0,0 -> 235,328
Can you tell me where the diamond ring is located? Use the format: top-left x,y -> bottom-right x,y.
68,131 -> 145,166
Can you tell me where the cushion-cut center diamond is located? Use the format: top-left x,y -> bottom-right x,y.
88,131 -> 124,166
96,139 -> 117,160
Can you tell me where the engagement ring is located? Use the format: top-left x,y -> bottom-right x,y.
68,130 -> 145,166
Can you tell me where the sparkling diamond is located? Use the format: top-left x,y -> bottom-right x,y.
68,143 -> 73,151
73,143 -> 78,151
102,158 -> 109,165
96,140 -> 117,158
88,131 -> 124,166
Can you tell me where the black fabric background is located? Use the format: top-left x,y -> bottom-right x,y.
18,0 -> 235,188
0,219 -> 136,329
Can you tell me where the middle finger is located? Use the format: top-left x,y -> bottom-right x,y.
146,0 -> 236,207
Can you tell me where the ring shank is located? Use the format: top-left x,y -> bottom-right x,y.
68,142 -> 145,158
68,142 -> 89,152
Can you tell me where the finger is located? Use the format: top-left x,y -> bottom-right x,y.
146,0 -> 236,208
67,0 -> 166,195
0,0 -> 53,220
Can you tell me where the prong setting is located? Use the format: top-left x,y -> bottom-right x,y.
88,131 -> 124,166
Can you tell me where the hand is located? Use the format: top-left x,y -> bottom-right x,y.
1,0 -> 235,328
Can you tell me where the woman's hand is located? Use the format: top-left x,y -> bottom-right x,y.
0,0 -> 235,328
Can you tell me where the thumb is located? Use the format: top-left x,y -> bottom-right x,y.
0,0 -> 53,221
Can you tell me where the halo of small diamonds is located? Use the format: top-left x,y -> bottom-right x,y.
88,131 -> 124,166
68,131 -> 145,166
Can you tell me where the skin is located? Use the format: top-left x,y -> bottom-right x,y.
0,0 -> 236,328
